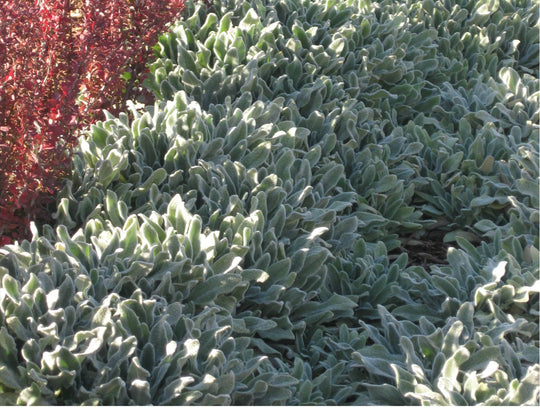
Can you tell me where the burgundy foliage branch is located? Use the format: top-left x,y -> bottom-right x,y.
0,0 -> 185,245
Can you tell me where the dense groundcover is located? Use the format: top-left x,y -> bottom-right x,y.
0,0 -> 539,404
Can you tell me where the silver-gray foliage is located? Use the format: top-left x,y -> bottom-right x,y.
0,0 -> 538,404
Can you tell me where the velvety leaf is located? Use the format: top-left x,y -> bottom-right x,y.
2,274 -> 20,302
0,365 -> 21,389
189,274 -> 244,304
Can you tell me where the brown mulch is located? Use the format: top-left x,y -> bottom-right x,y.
390,232 -> 451,268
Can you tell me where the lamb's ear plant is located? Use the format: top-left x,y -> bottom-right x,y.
0,0 -> 538,404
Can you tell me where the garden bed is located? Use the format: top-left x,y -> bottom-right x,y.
0,0 -> 538,404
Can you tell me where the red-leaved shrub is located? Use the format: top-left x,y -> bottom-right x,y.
0,0 -> 185,245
